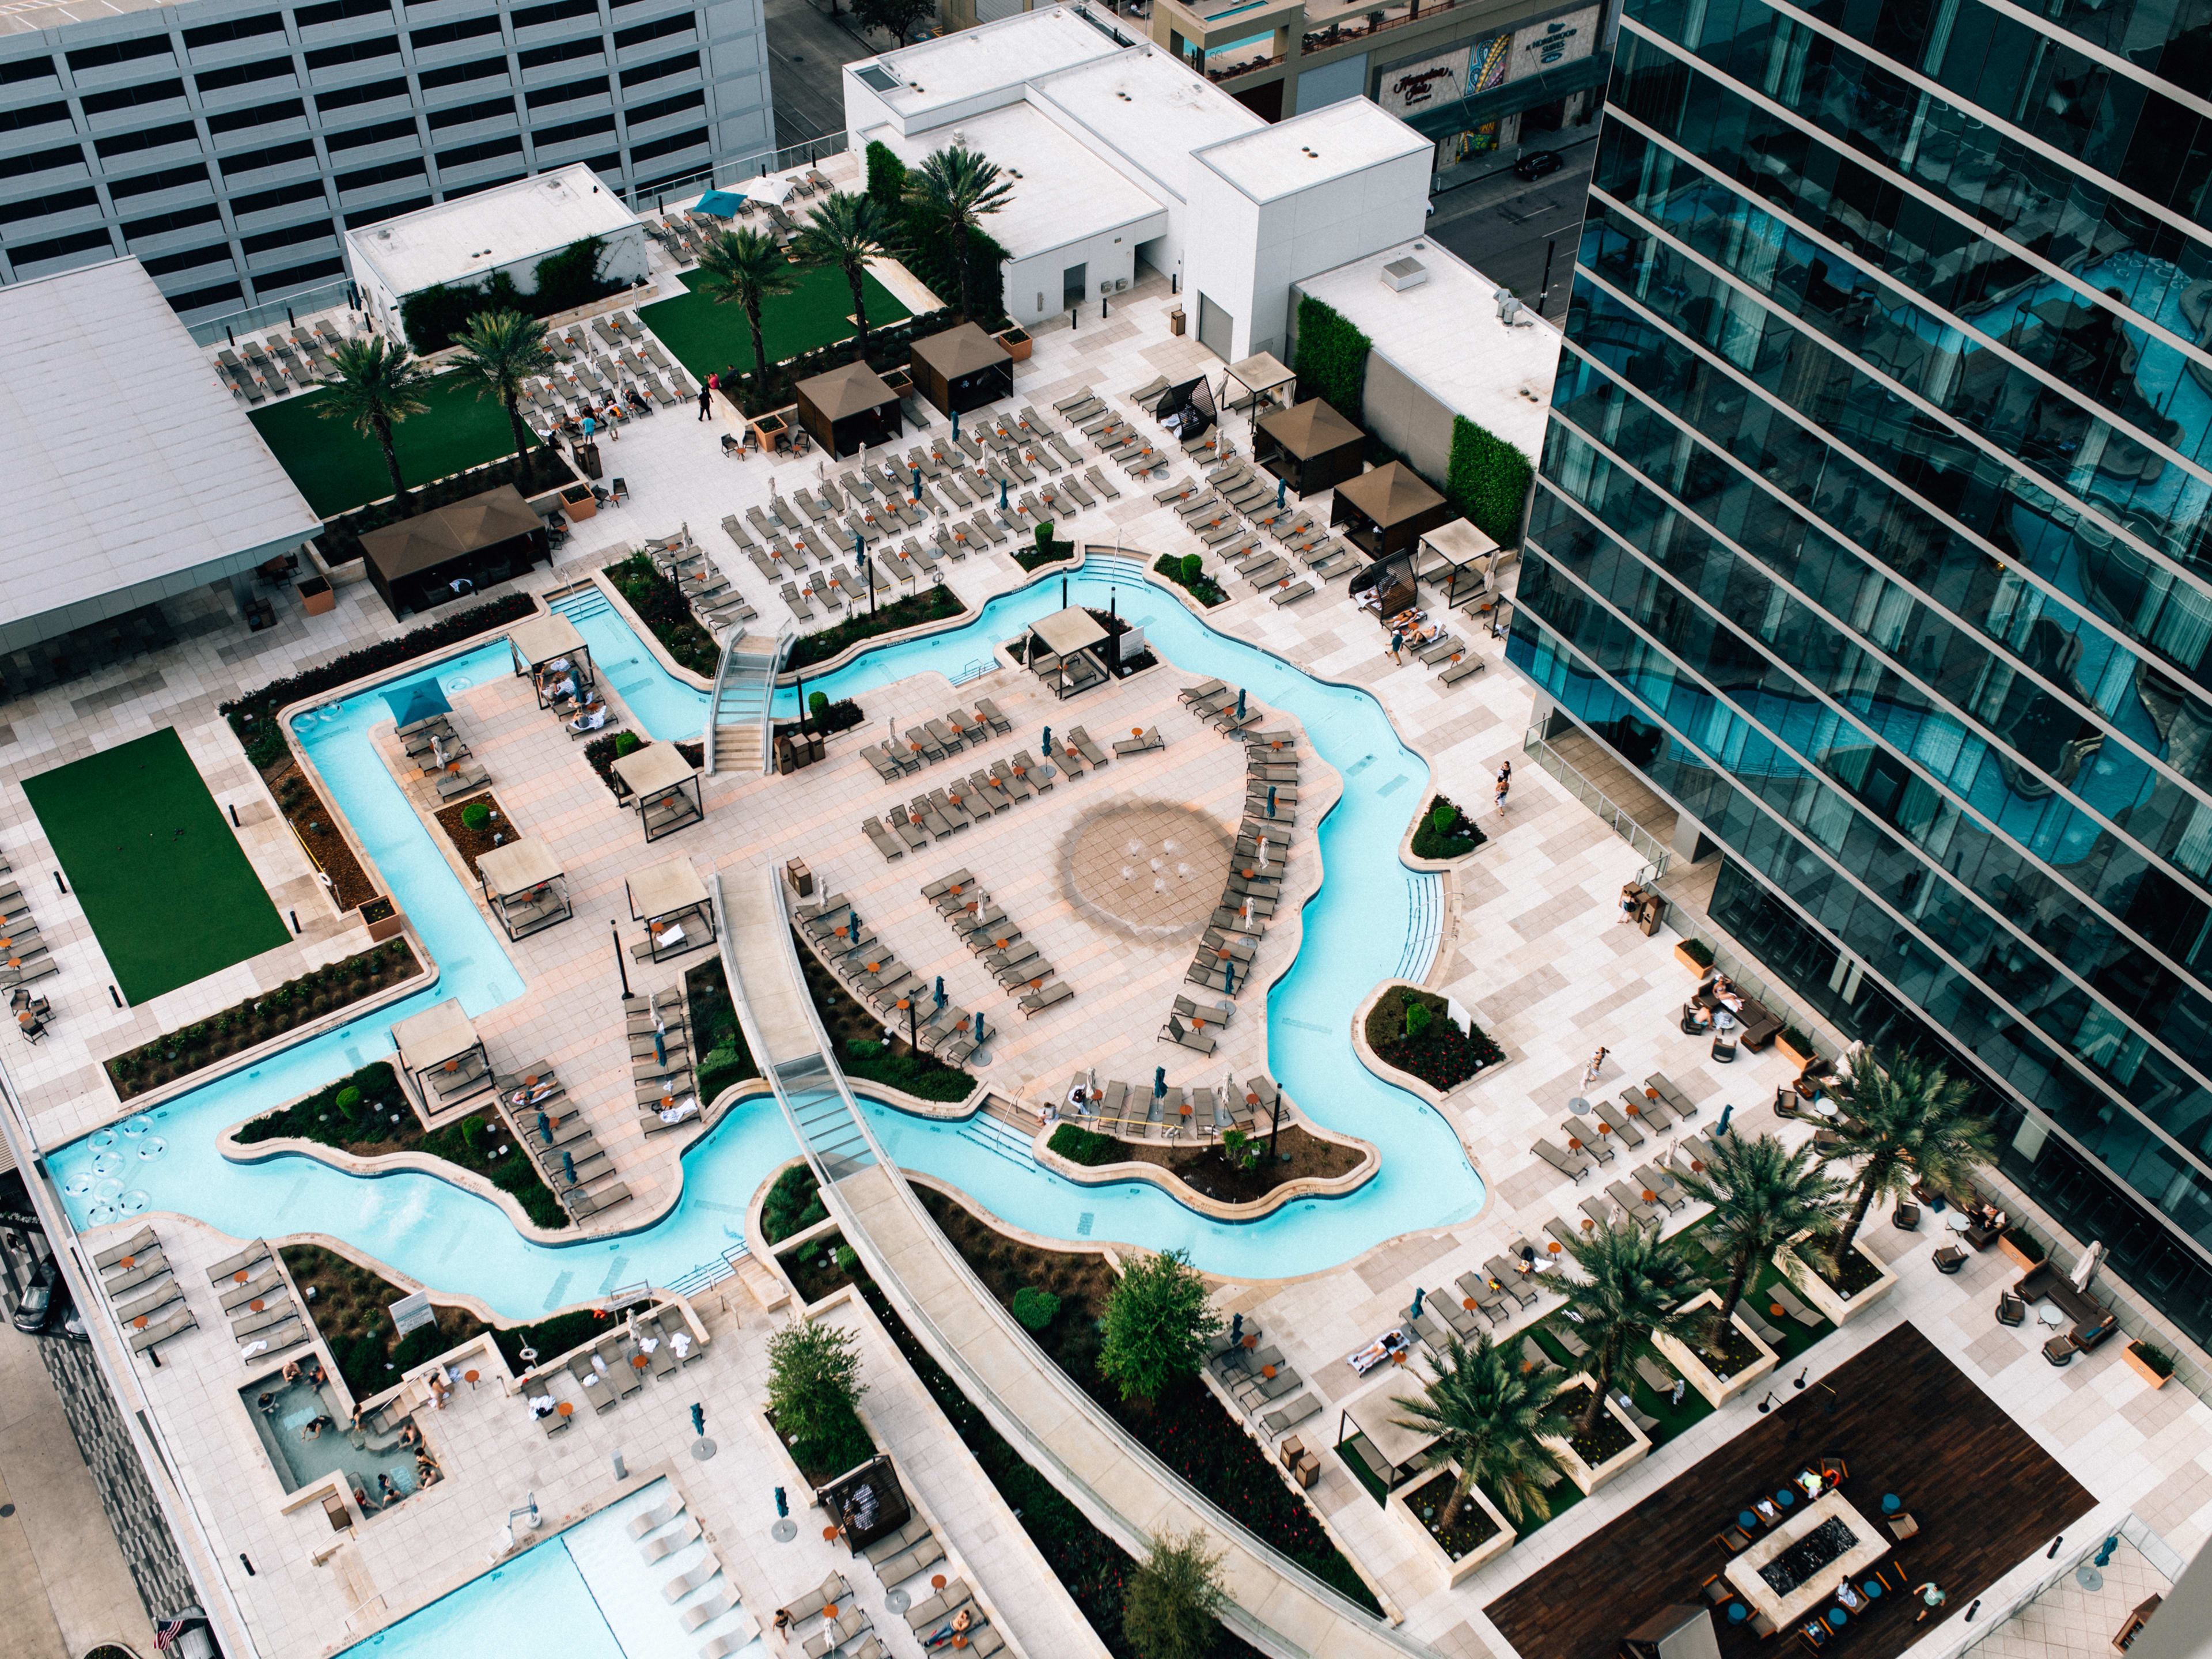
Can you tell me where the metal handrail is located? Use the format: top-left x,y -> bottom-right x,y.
1521,719 -> 1673,879
1939,1513 -> 2183,1659
703,626 -> 745,777
762,625 -> 794,776
624,132 -> 851,213
711,869 -> 1438,1659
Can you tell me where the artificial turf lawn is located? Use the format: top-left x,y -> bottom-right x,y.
248,372 -> 540,519
637,264 -> 912,381
23,729 -> 289,1004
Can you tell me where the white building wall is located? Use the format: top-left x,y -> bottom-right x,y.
1003,213 -> 1164,327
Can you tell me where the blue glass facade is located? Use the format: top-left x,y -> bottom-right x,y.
1511,0 -> 2212,1340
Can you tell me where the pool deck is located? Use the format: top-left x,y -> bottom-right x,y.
1,250 -> 2210,1659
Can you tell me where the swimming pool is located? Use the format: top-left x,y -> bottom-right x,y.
50,557 -> 1483,1310
338,1478 -> 756,1658
242,1372 -> 418,1503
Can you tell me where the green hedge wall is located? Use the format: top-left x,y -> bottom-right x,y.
1291,296 -> 1371,427
1445,414 -> 1534,546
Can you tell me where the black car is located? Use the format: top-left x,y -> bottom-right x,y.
1514,149 -> 1565,180
12,1263 -> 56,1334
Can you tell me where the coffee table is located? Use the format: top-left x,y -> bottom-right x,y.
1725,1491 -> 1889,1628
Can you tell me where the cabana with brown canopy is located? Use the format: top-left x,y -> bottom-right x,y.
475,835 -> 570,940
1330,462 -> 1449,558
627,854 -> 715,963
507,612 -> 594,710
910,322 -> 1014,416
1023,604 -> 1109,700
611,741 -> 703,842
361,484 -> 548,620
794,361 -> 903,457
392,997 -> 492,1110
1255,399 -> 1365,495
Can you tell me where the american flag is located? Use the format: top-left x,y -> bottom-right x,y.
153,1618 -> 187,1650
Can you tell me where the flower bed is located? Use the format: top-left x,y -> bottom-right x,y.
1797,1238 -> 1887,1297
1048,1124 -> 1120,1166
220,595 -> 537,771
794,927 -> 972,1102
768,1399 -> 877,1487
1392,1466 -> 1514,1585
280,1242 -> 492,1399
1410,794 -> 1487,861
1013,536 -> 1075,573
1153,554 -> 1226,607
785,586 -> 967,671
433,792 -> 518,880
582,732 -> 704,798
684,958 -> 760,1108
777,1229 -> 859,1303
1653,1290 -> 1778,1407
603,551 -> 719,676
107,940 -> 422,1098
1778,1230 -> 1898,1325
271,767 -> 376,909
771,696 -> 865,743
1542,1380 -> 1650,1494
760,1162 -> 827,1244
1120,1123 -> 1363,1204
1363,984 -> 1504,1090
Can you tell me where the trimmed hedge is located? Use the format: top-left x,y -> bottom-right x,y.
399,236 -> 627,353
1048,1123 -> 1122,1166
1446,414 -> 1535,546
1292,296 -> 1370,427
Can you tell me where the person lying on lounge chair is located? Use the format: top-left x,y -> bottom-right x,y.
567,701 -> 609,734
924,1611 -> 974,1649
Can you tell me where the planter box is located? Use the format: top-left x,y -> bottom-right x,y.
1388,1465 -> 1514,1586
365,910 -> 407,944
2124,1343 -> 2172,1389
1777,1229 -> 1898,1326
297,576 -> 336,616
560,482 -> 598,521
1776,1034 -> 1815,1070
1540,1373 -> 1652,1495
1999,1232 -> 2046,1271
1675,943 -> 1713,975
1653,1289 -> 1779,1407
996,325 -> 1033,361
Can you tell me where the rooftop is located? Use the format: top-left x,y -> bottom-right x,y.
0,257 -> 319,635
1297,236 -> 1560,460
0,0 -> 167,37
1193,97 -> 1431,203
344,164 -> 637,300
847,7 -> 1120,126
1031,46 -> 1266,202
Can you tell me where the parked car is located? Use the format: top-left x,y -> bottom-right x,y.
1514,149 -> 1565,179
12,1262 -> 56,1334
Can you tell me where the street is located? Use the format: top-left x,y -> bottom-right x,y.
1422,134 -> 1597,321
763,0 -> 890,149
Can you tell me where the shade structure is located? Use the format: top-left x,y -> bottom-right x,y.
1330,461 -> 1449,558
1225,351 -> 1297,414
508,611 -> 594,707
627,854 -> 715,963
1255,398 -> 1365,494
1153,374 -> 1216,444
1417,517 -> 1504,609
611,740 -> 703,842
1025,605 -> 1110,700
384,680 -> 450,730
361,484 -> 549,620
728,174 -> 793,206
910,322 -> 1013,416
391,997 -> 491,1106
794,361 -> 904,458
475,835 -> 570,940
817,1455 -> 913,1554
1339,1377 -> 1438,1492
694,189 -> 744,218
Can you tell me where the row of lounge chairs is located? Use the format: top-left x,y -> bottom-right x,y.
494,1060 -> 620,1222
618,1485 -> 753,1654
796,886 -> 998,1056
216,321 -> 342,403
650,530 -> 758,635
1205,1317 -> 1320,1429
631,988 -> 700,1139
927,873 -> 1072,1016
0,849 -> 59,1000
1058,1070 -> 1277,1145
398,708 -> 490,800
860,698 -> 1011,779
1535,1073 -> 1703,1183
96,1223 -> 202,1356
859,744 -> 1065,861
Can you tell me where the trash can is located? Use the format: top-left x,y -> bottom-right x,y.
573,439 -> 603,480
1169,306 -> 1185,337
785,858 -> 814,899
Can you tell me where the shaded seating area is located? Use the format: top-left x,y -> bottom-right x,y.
1335,1378 -> 1435,1495
1152,373 -> 1217,446
361,484 -> 549,621
393,997 -> 492,1109
507,613 -> 594,712
1022,605 -> 1110,700
1330,461 -> 1449,558
1255,399 -> 1365,495
475,836 -> 571,940
627,854 -> 715,962
819,1454 -> 914,1551
611,741 -> 703,842
1222,351 -> 1298,420
795,361 -> 904,457
1415,517 -> 1507,611
910,322 -> 1013,416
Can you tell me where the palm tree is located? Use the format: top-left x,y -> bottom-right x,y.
796,192 -> 890,359
317,335 -> 433,513
1391,1331 -> 1570,1528
906,145 -> 1014,319
1819,1047 -> 1995,1272
1673,1133 -> 1847,1342
447,308 -> 552,467
1560,1219 -> 1700,1437
696,226 -> 796,382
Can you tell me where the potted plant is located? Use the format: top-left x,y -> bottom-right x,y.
995,324 -> 1033,361
1776,1026 -> 1816,1069
361,896 -> 405,944
1998,1225 -> 2046,1271
2124,1339 -> 2175,1389
1675,937 -> 1713,976
297,575 -> 336,616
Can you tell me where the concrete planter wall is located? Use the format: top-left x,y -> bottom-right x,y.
1653,1289 -> 1779,1407
1388,1464 -> 1515,1586
1776,1229 -> 1898,1326
2124,1342 -> 2173,1390
1540,1373 -> 1652,1495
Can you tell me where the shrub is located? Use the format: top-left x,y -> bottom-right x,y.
1099,1249 -> 1220,1404
2131,1340 -> 2176,1377
1405,1001 -> 1432,1040
1012,1286 -> 1060,1330
1035,521 -> 1054,552
762,1162 -> 828,1243
459,802 -> 490,832
1291,296 -> 1371,426
809,690 -> 829,719
834,1244 -> 859,1276
1680,939 -> 1715,968
1180,553 -> 1202,584
1445,414 -> 1535,545
865,139 -> 907,211
1124,1529 -> 1226,1659
1780,1026 -> 1814,1054
1048,1124 -> 1121,1167
613,731 -> 641,757
766,1319 -> 867,1445
1432,802 -> 1456,834
1411,793 -> 1487,860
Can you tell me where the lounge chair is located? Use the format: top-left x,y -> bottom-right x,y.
1439,654 -> 1486,685
206,1240 -> 271,1285
679,1593 -> 738,1634
1019,980 -> 1072,1018
1768,1279 -> 1823,1328
1113,726 -> 1165,756
128,1308 -> 198,1352
1635,1354 -> 1681,1393
862,817 -> 904,862
1270,581 -> 1315,606
1611,1386 -> 1660,1434
1066,725 -> 1110,765
784,1573 -> 850,1626
628,1497 -> 686,1538
95,1225 -> 160,1272
1594,1099 -> 1647,1145
639,1516 -> 702,1564
697,1619 -> 762,1659
1600,1180 -> 1659,1227
1535,1138 -> 1595,1182
1160,1015 -> 1215,1054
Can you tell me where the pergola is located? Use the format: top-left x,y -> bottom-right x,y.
818,1455 -> 914,1554
507,612 -> 594,710
1223,351 -> 1297,419
611,741 -> 703,842
1416,517 -> 1504,611
1254,399 -> 1365,495
392,997 -> 491,1110
1330,462 -> 1449,558
1337,1379 -> 1438,1495
910,322 -> 1014,416
475,835 -> 570,940
627,854 -> 715,963
794,361 -> 904,457
1024,605 -> 1109,700
360,484 -> 548,620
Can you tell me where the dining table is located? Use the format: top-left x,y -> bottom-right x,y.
1725,1489 -> 1891,1629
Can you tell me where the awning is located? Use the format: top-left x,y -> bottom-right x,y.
611,741 -> 696,798
392,998 -> 478,1074
1342,1377 -> 1437,1476
1226,351 -> 1296,400
385,680 -> 450,729
1257,398 -> 1362,460
797,360 -> 901,421
911,322 -> 1013,380
628,854 -> 709,921
359,486 -> 541,582
508,612 -> 586,669
1030,605 -> 1108,658
1421,518 -> 1501,564
1336,461 -> 1445,530
728,174 -> 793,206
476,836 -> 562,900
694,189 -> 744,217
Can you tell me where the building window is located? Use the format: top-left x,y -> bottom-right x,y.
335,158 -> 426,192
183,16 -> 286,50
427,95 -> 519,130
107,162 -> 213,198
535,111 -> 616,147
613,13 -> 694,50
161,279 -> 244,311
1,144 -> 89,180
436,134 -> 525,168
325,116 -> 420,152
0,56 -> 59,86
629,126 -> 704,161
194,57 -> 298,92
519,37 -> 605,70
626,87 -> 703,125
408,16 -> 505,50
241,219 -> 334,254
122,203 -> 224,240
0,186 -> 98,225
317,77 -> 411,112
215,139 -> 319,176
253,255 -> 347,289
94,121 -> 196,156
527,76 -> 610,109
0,101 -> 71,133
304,37 -> 401,70
619,52 -> 694,89
141,243 -> 235,275
418,57 -> 510,90
296,0 -> 396,28
207,99 -> 307,135
66,37 -> 175,73
233,177 -> 329,214
7,228 -> 113,267
512,0 -> 601,26
80,79 -> 187,115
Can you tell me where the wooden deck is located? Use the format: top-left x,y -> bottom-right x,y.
1485,1323 -> 2094,1659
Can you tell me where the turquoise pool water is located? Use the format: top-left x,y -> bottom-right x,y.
338,1478 -> 756,1658
50,559 -> 1483,1313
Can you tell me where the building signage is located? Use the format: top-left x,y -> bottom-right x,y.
1376,46 -> 1472,115
1509,6 -> 1599,78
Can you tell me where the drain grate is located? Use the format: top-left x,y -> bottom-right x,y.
1076,1212 -> 1095,1237
1344,753 -> 1376,778
1377,772 -> 1410,797
542,1269 -> 574,1310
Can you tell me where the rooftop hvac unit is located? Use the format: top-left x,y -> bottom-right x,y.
1381,256 -> 1427,292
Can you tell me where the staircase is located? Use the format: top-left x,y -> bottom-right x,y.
704,626 -> 786,775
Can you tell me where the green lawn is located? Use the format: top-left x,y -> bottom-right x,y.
249,372 -> 539,519
24,729 -> 289,1004
638,264 -> 912,382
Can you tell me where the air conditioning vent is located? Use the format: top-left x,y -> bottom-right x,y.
1381,256 -> 1427,292
856,65 -> 900,93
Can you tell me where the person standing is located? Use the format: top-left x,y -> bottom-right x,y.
1494,760 -> 1512,815
1584,1045 -> 1608,1086
1388,628 -> 1405,663
697,380 -> 713,421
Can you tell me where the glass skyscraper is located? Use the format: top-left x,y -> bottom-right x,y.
1508,0 -> 2212,1341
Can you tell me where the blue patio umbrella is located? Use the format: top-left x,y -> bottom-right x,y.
1410,1287 -> 1425,1317
849,908 -> 858,940
1267,785 -> 1277,818
1229,1312 -> 1243,1344
562,1150 -> 576,1184
775,1487 -> 789,1518
853,530 -> 863,558
999,478 -> 1009,511
1236,687 -> 1247,719
653,1026 -> 666,1066
1154,1066 -> 1166,1100
1224,957 -> 1236,994
974,1010 -> 986,1044
911,465 -> 922,493
385,681 -> 451,729
934,975 -> 946,1009
536,1111 -> 551,1144
695,188 -> 744,218
1715,1102 -> 1735,1138
1276,476 -> 1286,510
1041,726 -> 1052,759
953,410 -> 961,442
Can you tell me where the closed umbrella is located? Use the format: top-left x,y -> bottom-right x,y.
934,975 -> 946,1010
2070,1241 -> 2104,1292
1153,1066 -> 1165,1101
562,1150 -> 576,1184
1236,687 -> 1247,719
1225,957 -> 1237,994
1267,785 -> 1277,818
536,1111 -> 551,1144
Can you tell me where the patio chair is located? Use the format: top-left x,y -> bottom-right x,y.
1893,1200 -> 1921,1229
2043,1332 -> 2079,1365
1714,1525 -> 1753,1553
1996,1289 -> 2027,1326
1933,1243 -> 1967,1273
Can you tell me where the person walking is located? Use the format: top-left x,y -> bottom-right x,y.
1388,628 -> 1405,663
1584,1045 -> 1608,1086
1912,1584 -> 1945,1623
1494,760 -> 1512,815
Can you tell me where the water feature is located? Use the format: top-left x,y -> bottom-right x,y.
48,558 -> 1483,1313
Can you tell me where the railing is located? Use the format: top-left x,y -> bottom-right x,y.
624,133 -> 851,214
1937,1514 -> 2183,1659
187,277 -> 356,348
1521,719 -> 1674,880
1301,0 -> 1457,52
